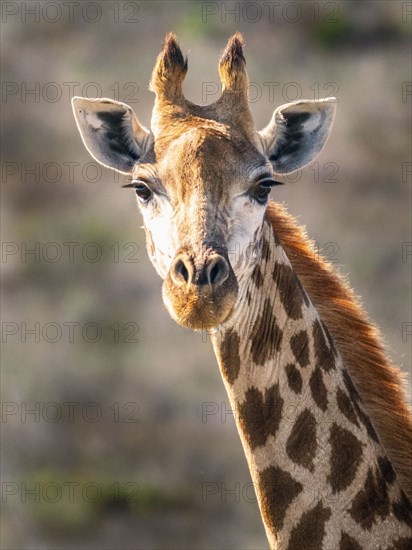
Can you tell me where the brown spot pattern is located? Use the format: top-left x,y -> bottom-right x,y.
328,423 -> 363,493
313,319 -> 335,372
285,363 -> 302,394
336,387 -> 359,427
390,538 -> 412,550
349,467 -> 390,529
251,263 -> 264,289
261,234 -> 271,263
342,368 -> 361,402
250,298 -> 283,366
309,367 -> 328,411
324,321 -> 338,357
286,409 -> 317,472
238,383 -> 283,450
273,262 -> 304,320
393,490 -> 412,528
339,532 -> 362,550
258,465 -> 303,533
378,456 -> 396,484
342,372 -> 379,442
220,328 -> 241,385
354,401 -> 380,443
287,501 -> 331,550
290,330 -> 309,368
296,275 -> 310,307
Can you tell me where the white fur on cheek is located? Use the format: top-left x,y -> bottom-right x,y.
227,196 -> 265,277
138,195 -> 177,280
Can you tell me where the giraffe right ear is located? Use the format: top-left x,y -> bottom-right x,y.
258,98 -> 337,175
71,97 -> 151,174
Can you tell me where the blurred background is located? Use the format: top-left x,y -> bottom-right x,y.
1,1 -> 411,548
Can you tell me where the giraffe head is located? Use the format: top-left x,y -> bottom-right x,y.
72,33 -> 336,330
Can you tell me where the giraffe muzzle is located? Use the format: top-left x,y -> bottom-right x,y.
163,250 -> 238,330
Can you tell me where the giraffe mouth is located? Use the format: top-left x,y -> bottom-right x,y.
162,257 -> 238,330
162,283 -> 238,330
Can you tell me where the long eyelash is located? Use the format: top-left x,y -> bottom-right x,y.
254,178 -> 285,190
122,179 -> 152,189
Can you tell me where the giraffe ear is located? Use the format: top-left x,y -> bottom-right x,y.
71,97 -> 151,174
258,98 -> 337,175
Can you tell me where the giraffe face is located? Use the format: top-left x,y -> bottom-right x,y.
131,126 -> 273,329
72,33 -> 336,330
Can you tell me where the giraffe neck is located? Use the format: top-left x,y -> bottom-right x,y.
211,220 -> 412,550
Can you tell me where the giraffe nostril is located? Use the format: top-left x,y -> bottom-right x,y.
175,260 -> 189,283
205,255 -> 229,289
171,254 -> 194,286
210,262 -> 220,284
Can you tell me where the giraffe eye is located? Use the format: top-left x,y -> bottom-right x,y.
134,182 -> 153,203
251,179 -> 276,204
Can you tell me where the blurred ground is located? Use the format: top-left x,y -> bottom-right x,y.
1,1 -> 411,549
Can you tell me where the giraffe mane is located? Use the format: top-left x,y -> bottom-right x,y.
267,201 -> 412,502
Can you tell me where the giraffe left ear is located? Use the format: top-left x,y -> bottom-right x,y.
258,98 -> 337,175
71,97 -> 150,174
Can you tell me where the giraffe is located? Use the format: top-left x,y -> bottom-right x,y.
71,34 -> 412,549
